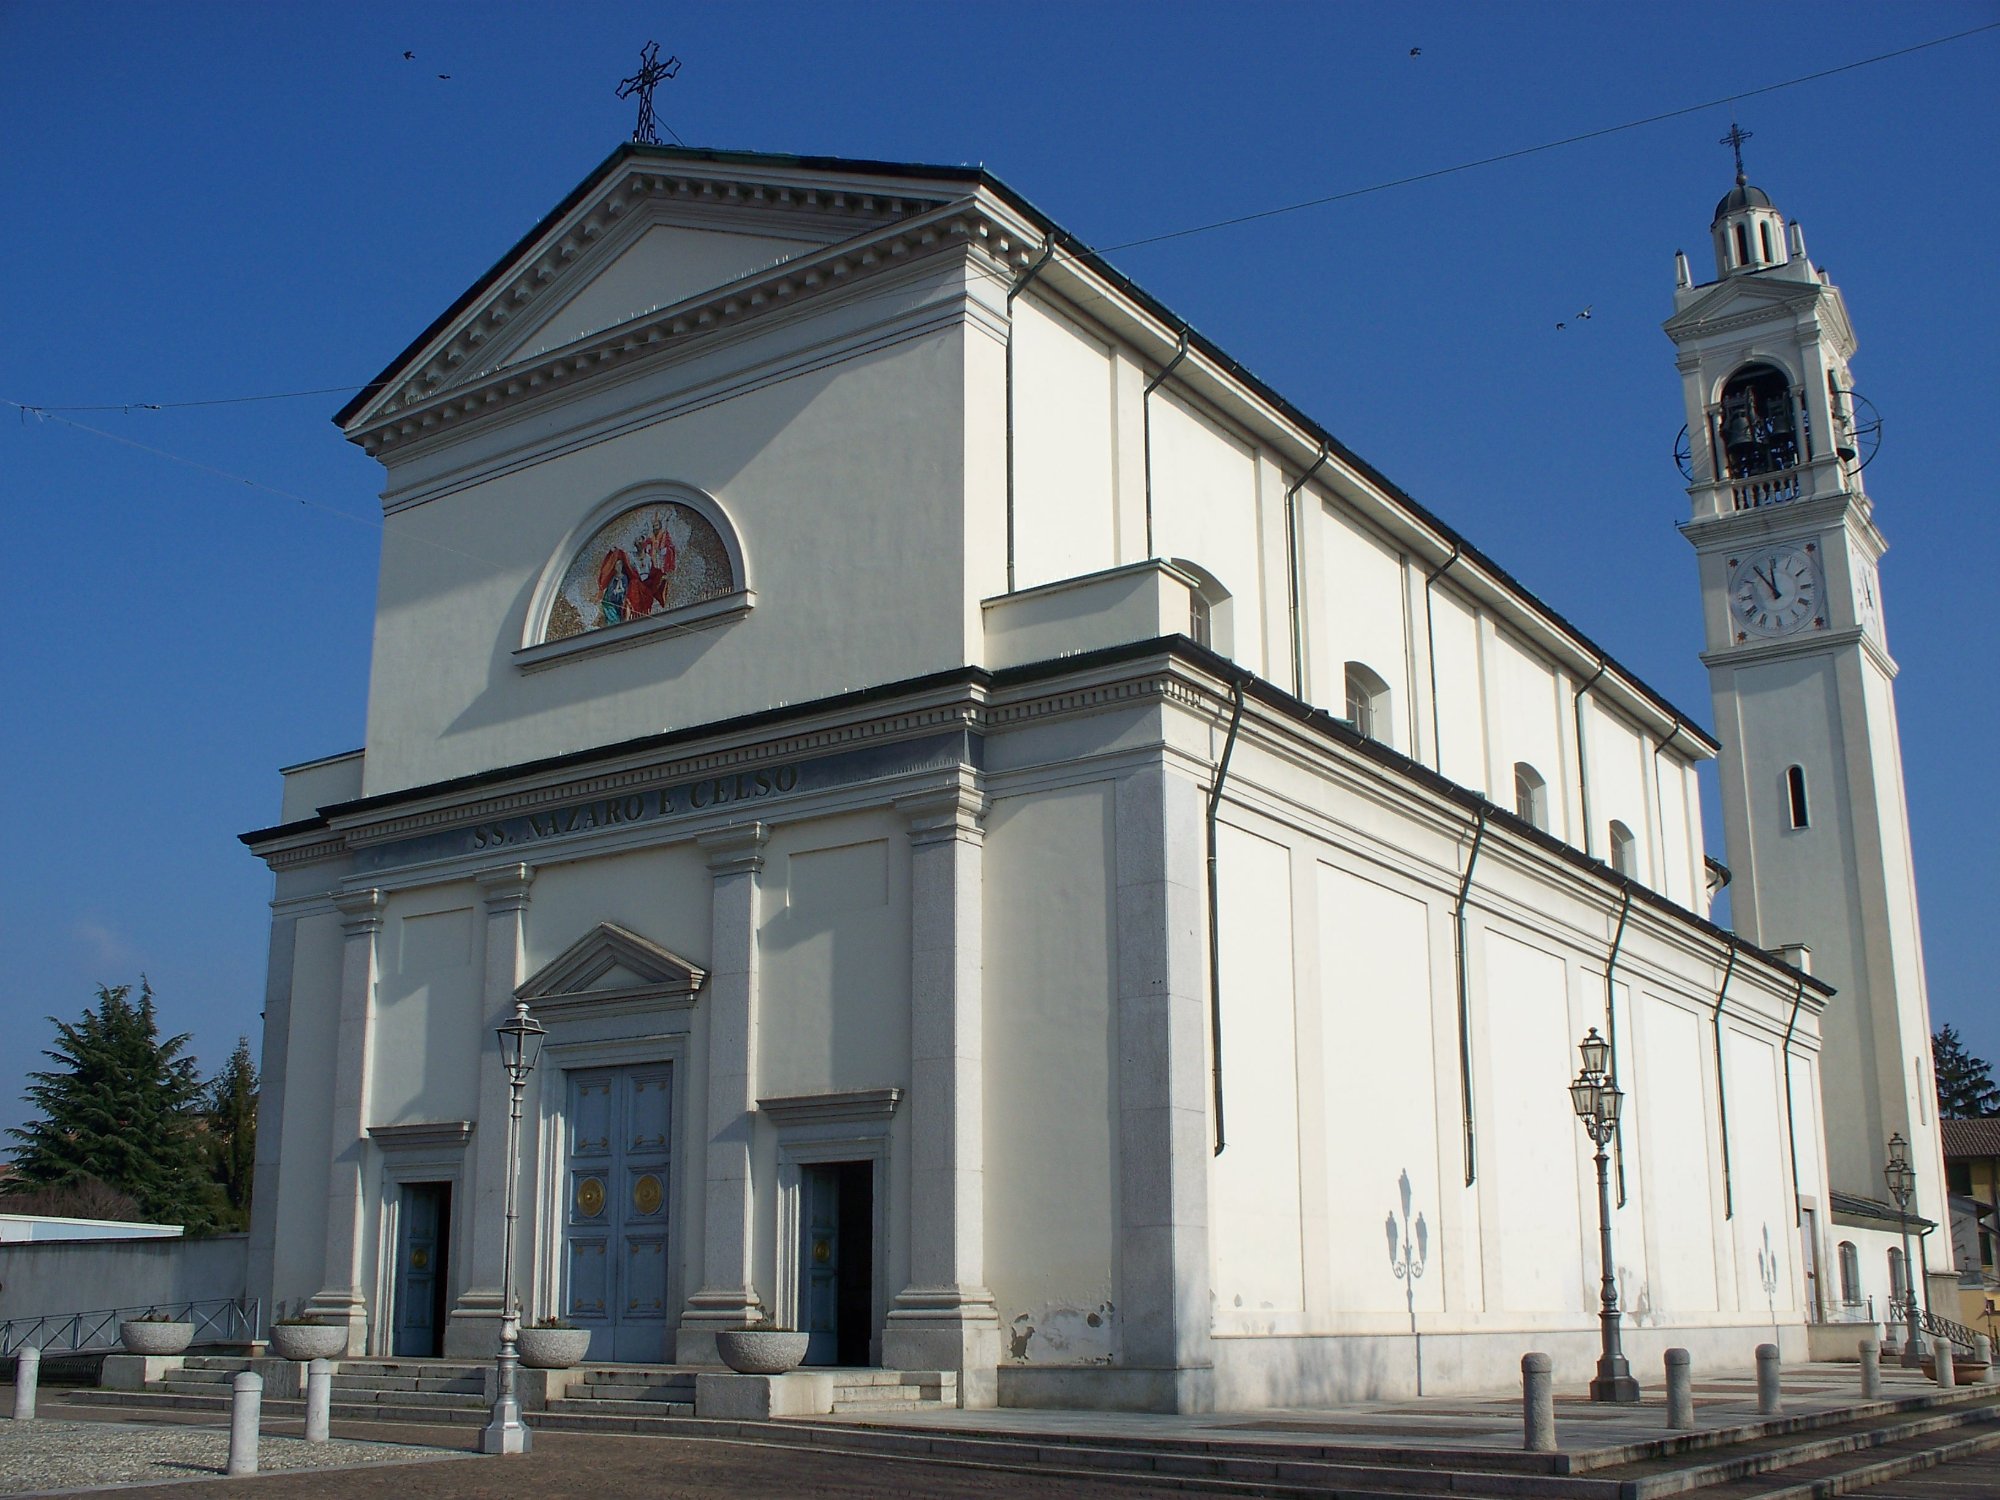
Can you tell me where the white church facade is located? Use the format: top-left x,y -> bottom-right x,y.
241,143 -> 1940,1411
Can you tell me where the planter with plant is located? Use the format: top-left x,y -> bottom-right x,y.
517,1314 -> 592,1370
715,1320 -> 808,1375
268,1315 -> 349,1362
118,1312 -> 194,1356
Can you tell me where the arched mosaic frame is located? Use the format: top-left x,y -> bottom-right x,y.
518,482 -> 753,670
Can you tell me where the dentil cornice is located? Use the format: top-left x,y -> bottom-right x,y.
350,186 -> 1040,459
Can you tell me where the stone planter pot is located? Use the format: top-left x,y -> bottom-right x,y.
716,1329 -> 809,1375
269,1322 -> 349,1362
517,1326 -> 592,1369
119,1321 -> 194,1356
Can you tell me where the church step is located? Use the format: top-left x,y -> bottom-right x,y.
544,1396 -> 695,1419
329,1373 -> 487,1394
561,1379 -> 696,1401
1682,1415 -> 2000,1499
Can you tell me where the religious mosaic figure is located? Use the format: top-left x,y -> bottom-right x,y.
546,499 -> 735,642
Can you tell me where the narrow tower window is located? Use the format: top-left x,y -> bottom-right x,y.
1759,221 -> 1775,262
1734,222 -> 1750,266
1344,661 -> 1392,744
1608,820 -> 1637,877
1513,763 -> 1548,831
1786,765 -> 1810,829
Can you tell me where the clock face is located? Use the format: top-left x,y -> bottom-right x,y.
1728,545 -> 1821,639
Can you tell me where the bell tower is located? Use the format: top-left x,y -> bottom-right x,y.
1665,134 -> 1948,1299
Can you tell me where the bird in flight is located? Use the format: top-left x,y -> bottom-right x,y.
1575,306 -> 1593,320
1409,46 -> 1421,57
402,50 -> 415,60
437,73 -> 451,80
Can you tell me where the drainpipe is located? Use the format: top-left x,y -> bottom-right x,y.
1710,939 -> 1739,1219
1422,545 -> 1463,772
1141,326 -> 1191,559
1206,676 -> 1247,1156
1453,807 -> 1489,1185
1603,886 -> 1632,1206
1571,659 -> 1610,858
1284,442 -> 1332,700
1782,974 -> 1806,1224
1003,242 -> 1058,594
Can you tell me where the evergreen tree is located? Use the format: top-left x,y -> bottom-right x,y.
5,981 -> 217,1232
204,1037 -> 258,1232
1933,1024 -> 2000,1120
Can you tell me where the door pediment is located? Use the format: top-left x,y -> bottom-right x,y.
518,922 -> 705,1014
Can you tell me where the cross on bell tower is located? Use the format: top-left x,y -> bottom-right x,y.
1720,121 -> 1754,184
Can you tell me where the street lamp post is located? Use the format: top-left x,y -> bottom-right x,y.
1570,1027 -> 1640,1403
1884,1132 -> 1926,1367
480,998 -> 546,1456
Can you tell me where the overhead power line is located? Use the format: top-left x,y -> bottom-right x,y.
8,21 -> 1994,418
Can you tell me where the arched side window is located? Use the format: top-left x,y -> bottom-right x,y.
1344,661 -> 1392,745
1786,765 -> 1810,829
1608,819 -> 1637,877
1169,559 -> 1232,658
520,482 -> 751,667
1837,1241 -> 1860,1306
1887,1247 -> 1905,1303
1514,762 -> 1548,831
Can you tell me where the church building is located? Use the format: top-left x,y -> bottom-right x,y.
241,141 -> 1939,1411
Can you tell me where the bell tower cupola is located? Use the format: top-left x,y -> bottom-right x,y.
1708,123 -> 1793,278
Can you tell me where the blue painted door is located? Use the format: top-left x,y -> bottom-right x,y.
563,1064 -> 673,1362
391,1182 -> 449,1357
799,1161 -> 873,1366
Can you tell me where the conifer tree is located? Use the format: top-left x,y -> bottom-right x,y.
204,1037 -> 259,1232
1934,1025 -> 2000,1120
5,981 -> 217,1232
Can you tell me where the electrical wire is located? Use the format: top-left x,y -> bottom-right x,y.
8,22 -> 1993,419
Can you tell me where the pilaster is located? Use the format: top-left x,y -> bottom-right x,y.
307,887 -> 385,1356
445,863 -> 534,1357
883,774 -> 1001,1405
1113,766 -> 1214,1412
678,821 -> 770,1362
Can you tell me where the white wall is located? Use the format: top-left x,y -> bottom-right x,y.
1148,393 -> 1266,677
0,1236 -> 248,1325
1314,506 -> 1413,751
983,782 -> 1121,1366
1011,296 -> 1118,590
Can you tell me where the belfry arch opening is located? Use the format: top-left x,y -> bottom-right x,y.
1717,363 -> 1805,479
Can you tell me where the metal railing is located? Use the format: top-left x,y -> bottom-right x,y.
0,1296 -> 260,1357
1918,1306 -> 1980,1353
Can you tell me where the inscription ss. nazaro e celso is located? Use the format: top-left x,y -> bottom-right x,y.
469,766 -> 800,849
350,729 -> 978,874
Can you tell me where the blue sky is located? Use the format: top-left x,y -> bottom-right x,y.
1,2 -> 1995,1138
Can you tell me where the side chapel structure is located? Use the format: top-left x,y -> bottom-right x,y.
243,143 -> 1943,1410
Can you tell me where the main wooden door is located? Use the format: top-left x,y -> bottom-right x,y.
563,1064 -> 673,1362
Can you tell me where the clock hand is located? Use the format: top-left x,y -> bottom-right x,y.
1755,564 -> 1780,599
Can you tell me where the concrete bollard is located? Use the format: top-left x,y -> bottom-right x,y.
227,1371 -> 262,1477
1522,1352 -> 1556,1452
1975,1334 -> 1994,1384
11,1346 -> 40,1421
1664,1347 -> 1693,1429
1756,1343 -> 1782,1415
1860,1338 -> 1882,1399
304,1359 -> 332,1444
1936,1340 -> 1956,1389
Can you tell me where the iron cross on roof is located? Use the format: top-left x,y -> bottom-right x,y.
617,41 -> 681,146
1720,120 -> 1754,183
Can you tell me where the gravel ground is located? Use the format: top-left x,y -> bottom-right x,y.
0,1418 -> 464,1495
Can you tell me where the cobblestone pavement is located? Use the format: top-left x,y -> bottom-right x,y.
0,1417 -> 461,1496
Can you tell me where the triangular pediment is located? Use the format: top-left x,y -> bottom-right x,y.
518,922 -> 705,1008
338,144 -> 993,448
1663,271 -> 1829,338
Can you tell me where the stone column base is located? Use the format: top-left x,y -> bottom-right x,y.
695,1371 -> 833,1419
883,1290 -> 1002,1408
303,1290 -> 369,1357
443,1294 -> 505,1359
101,1354 -> 185,1390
